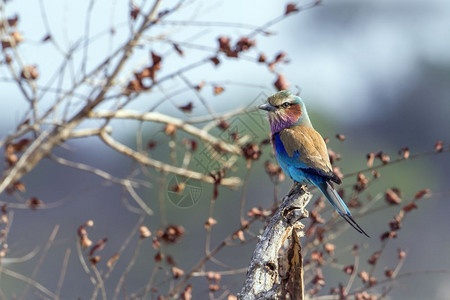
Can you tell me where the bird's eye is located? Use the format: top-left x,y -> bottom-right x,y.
281,102 -> 290,108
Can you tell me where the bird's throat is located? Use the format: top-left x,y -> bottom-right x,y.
269,113 -> 299,134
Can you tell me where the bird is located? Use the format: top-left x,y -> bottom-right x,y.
259,90 -> 369,237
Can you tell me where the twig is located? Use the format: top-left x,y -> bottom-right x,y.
19,225 -> 59,300
348,269 -> 449,297
239,167 -> 253,223
124,182 -> 154,215
1,247 -> 39,265
91,264 -> 107,300
167,218 -> 258,298
90,214 -> 146,299
112,238 -> 144,300
49,154 -> 146,188
76,239 -> 97,285
344,149 -> 450,178
54,248 -> 71,300
246,0 -> 322,38
157,172 -> 168,228
178,73 -> 218,119
0,268 -> 57,298
186,106 -> 258,124
98,130 -> 241,187
344,251 -> 359,294
159,20 -> 263,31
142,264 -> 160,299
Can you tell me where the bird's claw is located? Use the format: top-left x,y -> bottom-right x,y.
288,182 -> 307,197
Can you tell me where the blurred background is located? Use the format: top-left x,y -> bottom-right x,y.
0,0 -> 449,299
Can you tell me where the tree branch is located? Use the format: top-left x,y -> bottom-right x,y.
89,110 -> 242,155
239,189 -> 312,299
0,0 -> 163,195
98,130 -> 241,187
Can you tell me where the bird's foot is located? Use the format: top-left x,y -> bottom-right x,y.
288,182 -> 308,197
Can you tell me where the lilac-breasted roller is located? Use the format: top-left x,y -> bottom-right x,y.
259,90 -> 369,237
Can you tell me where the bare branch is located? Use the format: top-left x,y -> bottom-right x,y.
123,182 -> 154,215
54,248 -> 71,300
98,130 -> 241,187
19,225 -> 59,300
0,0 -> 165,194
0,267 -> 57,298
239,189 -> 312,299
89,110 -> 242,155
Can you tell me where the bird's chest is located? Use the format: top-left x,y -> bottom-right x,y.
272,133 -> 308,183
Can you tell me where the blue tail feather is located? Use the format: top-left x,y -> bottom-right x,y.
313,178 -> 370,237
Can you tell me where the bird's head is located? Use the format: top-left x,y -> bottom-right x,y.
258,90 -> 310,134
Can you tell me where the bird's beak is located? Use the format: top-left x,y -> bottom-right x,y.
258,103 -> 276,112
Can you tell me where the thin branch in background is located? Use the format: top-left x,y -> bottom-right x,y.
0,267 -> 57,298
98,130 -> 241,187
246,0 -> 323,38
344,250 -> 359,294
124,182 -> 154,215
107,214 -> 146,277
90,264 -> 107,300
81,0 -> 96,77
168,218 -> 258,298
158,20 -> 263,31
344,148 -> 450,178
89,110 -> 242,155
19,225 -> 59,300
142,264 -> 160,299
239,166 -> 253,224
0,288 -> 7,300
49,154 -> 146,188
0,247 -> 39,265
377,251 -> 407,298
112,238 -> 145,300
158,172 -> 168,229
37,0 -> 66,55
178,73 -> 218,119
205,193 -> 217,257
186,106 -> 258,124
54,248 -> 71,300
76,240 -> 97,285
